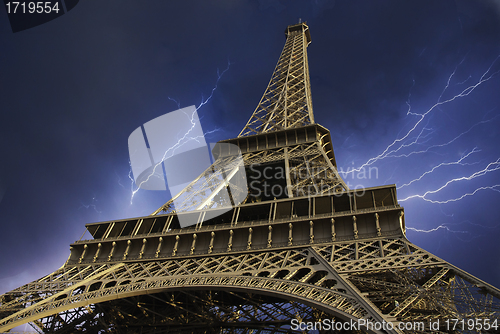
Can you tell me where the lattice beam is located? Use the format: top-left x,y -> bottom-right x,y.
239,23 -> 314,137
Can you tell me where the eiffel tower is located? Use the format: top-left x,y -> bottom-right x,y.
1,22 -> 499,334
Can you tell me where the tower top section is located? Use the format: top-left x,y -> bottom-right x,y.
239,22 -> 315,136
286,22 -> 311,45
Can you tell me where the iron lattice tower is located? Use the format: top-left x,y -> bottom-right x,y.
1,23 -> 499,334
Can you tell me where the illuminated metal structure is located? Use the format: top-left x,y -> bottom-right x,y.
1,22 -> 499,334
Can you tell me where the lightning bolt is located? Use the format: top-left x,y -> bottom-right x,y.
128,60 -> 231,204
341,54 -> 500,176
397,147 -> 481,189
407,224 -> 467,234
399,157 -> 500,203
195,61 -> 231,111
79,196 -> 102,215
401,184 -> 500,204
384,113 -> 500,160
115,171 -> 125,189
339,54 -> 500,243
406,224 -> 469,253
436,54 -> 468,104
168,97 -> 181,109
407,220 -> 500,242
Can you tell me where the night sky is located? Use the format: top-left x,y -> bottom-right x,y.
1,0 -> 500,296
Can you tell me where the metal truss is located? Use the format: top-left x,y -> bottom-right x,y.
155,127 -> 347,215
153,22 -> 345,215
2,22 -> 500,334
23,290 -> 330,334
314,240 -> 500,332
241,140 -> 347,196
285,140 -> 348,196
0,248 -> 371,330
153,152 -> 246,215
239,23 -> 314,137
2,236 -> 499,333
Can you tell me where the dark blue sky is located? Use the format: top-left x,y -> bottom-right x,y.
1,0 -> 500,293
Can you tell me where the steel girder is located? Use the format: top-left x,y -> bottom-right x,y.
155,131 -> 348,215
2,237 -> 499,333
2,21 -> 500,334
